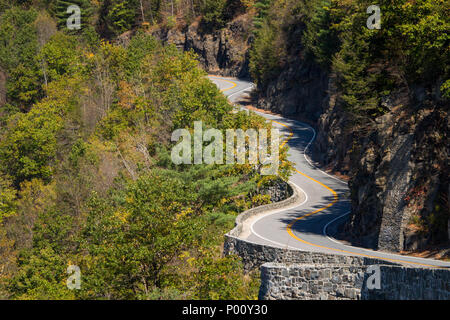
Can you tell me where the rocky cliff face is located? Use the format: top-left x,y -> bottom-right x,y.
253,21 -> 329,124
150,13 -> 449,255
338,88 -> 449,253
254,55 -> 449,255
254,61 -> 328,122
151,15 -> 252,78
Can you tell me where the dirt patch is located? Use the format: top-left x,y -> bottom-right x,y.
400,247 -> 450,262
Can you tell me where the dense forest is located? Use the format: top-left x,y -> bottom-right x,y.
0,0 -> 293,299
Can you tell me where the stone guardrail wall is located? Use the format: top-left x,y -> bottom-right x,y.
224,181 -> 396,272
363,265 -> 450,300
259,263 -> 366,300
227,181 -> 298,239
223,181 -> 450,300
223,234 -> 395,272
259,263 -> 450,300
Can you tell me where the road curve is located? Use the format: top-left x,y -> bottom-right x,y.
209,75 -> 450,269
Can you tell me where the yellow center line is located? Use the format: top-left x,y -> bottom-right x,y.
272,120 -> 439,268
208,75 -> 237,92
215,77 -> 441,268
272,120 -> 293,149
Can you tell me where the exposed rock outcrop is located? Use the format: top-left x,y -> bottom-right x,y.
253,50 -> 449,254
259,178 -> 291,203
259,263 -> 450,300
255,62 -> 328,121
154,13 -> 449,255
152,15 -> 252,78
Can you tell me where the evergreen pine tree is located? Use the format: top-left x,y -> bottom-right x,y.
253,0 -> 271,30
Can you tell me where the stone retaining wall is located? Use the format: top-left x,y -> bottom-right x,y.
227,181 -> 298,239
224,180 -> 391,271
224,234 -> 394,272
223,176 -> 450,300
259,263 -> 366,300
259,263 -> 450,300
363,265 -> 450,300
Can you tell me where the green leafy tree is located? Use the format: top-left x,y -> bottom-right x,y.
303,0 -> 340,68
0,175 -> 16,223
0,16 -> 292,300
190,252 -> 259,300
79,170 -> 203,298
200,0 -> 227,31
0,7 -> 41,107
8,247 -> 75,299
98,0 -> 138,37
39,32 -> 80,83
0,102 -> 64,186
249,19 -> 282,88
7,203 -> 76,299
0,75 -> 82,186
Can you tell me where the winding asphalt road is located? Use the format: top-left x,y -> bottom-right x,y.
209,75 -> 450,269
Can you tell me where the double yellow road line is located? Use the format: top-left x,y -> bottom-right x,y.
209,76 -> 237,92
213,76 -> 441,268
273,113 -> 438,268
